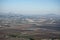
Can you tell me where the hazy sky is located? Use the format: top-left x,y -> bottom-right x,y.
0,0 -> 60,14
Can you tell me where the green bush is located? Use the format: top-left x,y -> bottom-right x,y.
8,34 -> 17,37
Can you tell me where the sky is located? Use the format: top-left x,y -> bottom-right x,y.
0,0 -> 60,15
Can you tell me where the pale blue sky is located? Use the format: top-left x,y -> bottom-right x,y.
0,0 -> 60,14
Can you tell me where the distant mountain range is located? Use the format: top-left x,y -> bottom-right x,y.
0,12 -> 60,31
